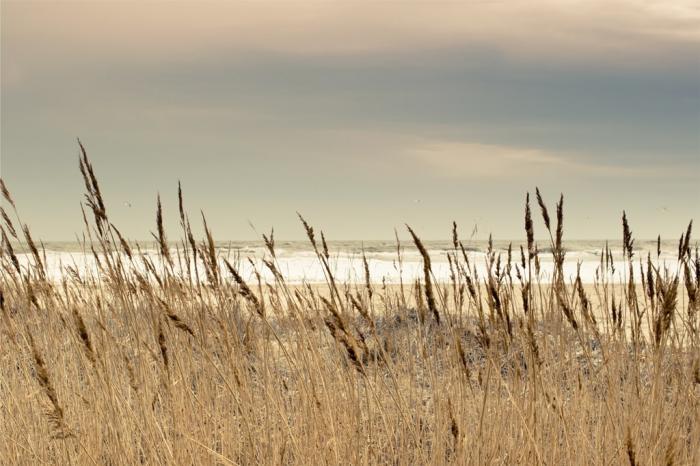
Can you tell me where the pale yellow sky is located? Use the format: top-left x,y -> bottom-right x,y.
4,1 -> 698,65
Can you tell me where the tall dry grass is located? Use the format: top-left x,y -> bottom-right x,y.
0,146 -> 698,465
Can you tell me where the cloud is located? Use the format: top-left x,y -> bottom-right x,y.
3,0 -> 698,74
407,140 -> 694,179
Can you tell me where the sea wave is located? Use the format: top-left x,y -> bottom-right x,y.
13,239 -> 682,284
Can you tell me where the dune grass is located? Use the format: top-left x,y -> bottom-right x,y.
0,146 -> 698,465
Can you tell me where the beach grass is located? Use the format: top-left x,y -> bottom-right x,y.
0,148 -> 698,465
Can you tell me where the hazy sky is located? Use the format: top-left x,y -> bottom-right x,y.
1,0 -> 698,241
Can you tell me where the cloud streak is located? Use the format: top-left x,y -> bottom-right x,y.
408,140 -> 695,179
3,0 -> 699,73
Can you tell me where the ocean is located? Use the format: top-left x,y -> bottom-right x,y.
10,239 -> 683,284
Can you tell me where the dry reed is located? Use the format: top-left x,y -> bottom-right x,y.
0,145 -> 698,465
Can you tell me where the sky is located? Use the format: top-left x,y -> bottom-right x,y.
1,0 -> 699,241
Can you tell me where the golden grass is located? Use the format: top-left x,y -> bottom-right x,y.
0,147 -> 698,465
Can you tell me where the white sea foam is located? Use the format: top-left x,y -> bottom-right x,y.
14,240 -> 682,284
